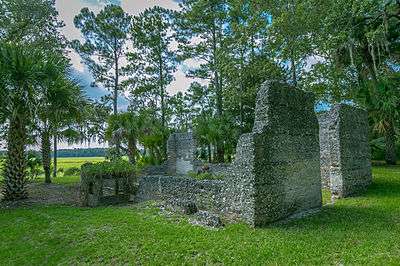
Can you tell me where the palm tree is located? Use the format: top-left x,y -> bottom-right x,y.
0,44 -> 62,200
368,72 -> 400,165
106,112 -> 140,164
37,76 -> 87,183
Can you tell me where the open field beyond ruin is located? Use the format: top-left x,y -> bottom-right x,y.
1,162 -> 399,265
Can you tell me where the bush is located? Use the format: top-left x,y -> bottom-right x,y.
370,137 -> 400,162
64,167 -> 80,176
27,151 -> 42,180
81,160 -> 137,195
81,160 -> 136,179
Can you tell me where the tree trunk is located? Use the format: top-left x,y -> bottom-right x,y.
41,130 -> 52,184
127,137 -> 137,165
53,134 -> 57,178
212,17 -> 224,163
208,144 -> 212,163
3,115 -> 28,201
385,121 -> 397,165
113,40 -> 121,158
290,50 -> 297,87
159,51 -> 167,159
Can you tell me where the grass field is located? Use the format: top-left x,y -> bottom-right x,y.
50,157 -> 105,184
56,156 -> 105,169
0,157 -> 105,185
0,162 -> 400,264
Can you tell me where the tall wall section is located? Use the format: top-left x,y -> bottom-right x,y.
319,104 -> 372,197
224,82 -> 322,226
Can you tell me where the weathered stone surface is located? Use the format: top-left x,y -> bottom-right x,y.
80,177 -> 133,207
223,81 -> 322,226
191,211 -> 223,228
318,104 -> 372,198
167,133 -> 200,175
136,175 -> 225,213
180,201 -> 198,215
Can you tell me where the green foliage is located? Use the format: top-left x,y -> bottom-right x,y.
72,4 -> 131,114
105,112 -> 141,163
126,7 -> 178,128
63,167 -> 81,177
187,171 -> 224,181
26,151 -> 42,180
0,0 -> 66,50
81,160 -> 136,181
370,137 -> 400,161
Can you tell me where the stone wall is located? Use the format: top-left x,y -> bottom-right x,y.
136,175 -> 225,212
224,81 -> 322,226
318,104 -> 372,198
167,133 -> 199,175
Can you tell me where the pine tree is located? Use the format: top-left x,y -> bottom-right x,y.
125,7 -> 178,158
177,0 -> 228,162
72,5 -> 131,116
72,4 -> 131,158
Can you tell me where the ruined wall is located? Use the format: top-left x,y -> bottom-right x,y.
167,133 -> 198,175
319,104 -> 372,198
224,81 -> 322,226
136,175 -> 225,212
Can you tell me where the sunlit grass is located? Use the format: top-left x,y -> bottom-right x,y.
56,157 -> 105,170
0,157 -> 105,185
0,165 -> 399,264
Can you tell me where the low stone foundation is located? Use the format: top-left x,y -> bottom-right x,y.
136,175 -> 225,213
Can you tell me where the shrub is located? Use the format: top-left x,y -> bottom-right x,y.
64,167 -> 80,176
81,160 -> 137,194
81,160 -> 135,179
27,151 -> 42,180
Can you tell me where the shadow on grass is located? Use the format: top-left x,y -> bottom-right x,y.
278,180 -> 400,232
365,178 -> 400,198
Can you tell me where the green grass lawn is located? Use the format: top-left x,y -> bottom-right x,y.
1,165 -> 400,265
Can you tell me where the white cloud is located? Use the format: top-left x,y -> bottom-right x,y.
57,0 -> 200,99
121,0 -> 179,15
167,65 -> 209,96
56,0 -> 105,72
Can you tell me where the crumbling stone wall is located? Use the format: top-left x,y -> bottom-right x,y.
167,133 -> 199,175
80,176 -> 133,207
318,104 -> 372,198
136,175 -> 225,212
224,81 -> 322,226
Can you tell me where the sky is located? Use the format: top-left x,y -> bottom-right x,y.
54,0 -> 199,149
56,0 -> 199,110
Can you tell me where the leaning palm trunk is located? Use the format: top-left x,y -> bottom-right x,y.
41,130 -> 52,183
3,116 -> 28,200
385,121 -> 397,165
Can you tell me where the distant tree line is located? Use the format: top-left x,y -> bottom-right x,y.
51,148 -> 106,158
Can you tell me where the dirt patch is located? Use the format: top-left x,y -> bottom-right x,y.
0,182 -> 80,209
